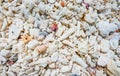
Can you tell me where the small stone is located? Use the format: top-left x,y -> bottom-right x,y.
8,25 -> 21,39
100,39 -> 110,53
97,54 -> 110,67
51,52 -> 59,62
49,63 -> 56,69
48,0 -> 56,3
76,0 -> 82,3
30,28 -> 40,37
96,21 -> 118,37
72,55 -> 87,68
27,40 -> 39,49
34,45 -> 47,54
0,49 -> 10,57
70,74 -> 80,76
60,61 -> 72,73
107,60 -> 120,76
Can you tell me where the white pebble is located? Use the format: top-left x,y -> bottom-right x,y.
48,0 -> 56,3
60,61 -> 73,73
27,40 -> 39,49
30,28 -> 40,38
51,52 -> 59,62
97,54 -> 110,67
72,55 -> 87,68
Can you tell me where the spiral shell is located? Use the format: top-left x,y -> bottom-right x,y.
34,45 -> 47,53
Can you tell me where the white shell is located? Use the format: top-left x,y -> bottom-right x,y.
62,40 -> 75,47
110,36 -> 119,49
34,57 -> 51,67
30,28 -> 40,38
51,52 -> 59,62
107,60 -> 120,76
72,64 -> 81,75
96,21 -> 118,37
60,61 -> 72,73
58,54 -> 69,65
97,54 -> 110,67
0,49 -> 10,56
49,63 -> 56,68
1,18 -> 8,31
8,25 -> 21,39
76,0 -> 82,3
100,39 -> 110,53
72,54 -> 87,68
59,28 -> 75,41
0,55 -> 7,64
27,40 -> 39,49
48,0 -> 56,3
44,69 -> 51,76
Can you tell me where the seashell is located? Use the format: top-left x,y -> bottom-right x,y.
27,40 -> 39,49
49,63 -> 56,69
26,68 -> 34,74
75,0 -> 82,4
32,51 -> 39,58
107,60 -> 120,76
30,28 -> 40,38
47,42 -> 58,55
48,0 -> 56,3
0,55 -> 7,64
109,36 -> 119,49
8,25 -> 21,39
72,54 -> 87,68
21,34 -> 33,44
76,21 -> 81,37
58,27 -> 75,41
34,45 -> 47,53
0,49 -> 10,57
51,70 -> 58,76
58,54 -> 69,65
51,52 -> 59,62
96,70 -> 106,76
86,55 -> 96,67
56,26 -> 66,37
62,40 -> 75,47
0,20 -> 2,29
44,69 -> 51,76
96,21 -> 118,37
39,20 -> 48,29
1,18 -> 8,31
34,57 -> 51,67
100,39 -> 110,53
59,7 -> 67,17
97,54 -> 110,67
60,61 -> 72,73
71,64 -> 81,75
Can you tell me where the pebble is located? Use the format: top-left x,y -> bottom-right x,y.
109,36 -> 119,49
97,54 -> 110,67
48,0 -> 56,3
107,60 -> 120,76
100,39 -> 110,53
8,25 -> 21,39
75,0 -> 82,4
60,61 -> 72,73
49,63 -> 56,69
51,52 -> 59,62
72,55 -> 87,68
39,31 -> 48,37
30,28 -> 40,38
27,40 -> 39,49
96,21 -> 118,37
